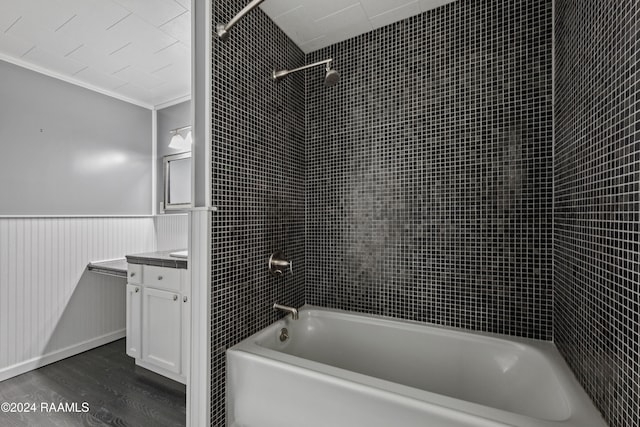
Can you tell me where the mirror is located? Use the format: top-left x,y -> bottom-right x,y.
163,152 -> 192,210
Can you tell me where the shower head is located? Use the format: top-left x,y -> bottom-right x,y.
216,0 -> 265,41
272,58 -> 340,87
324,68 -> 340,87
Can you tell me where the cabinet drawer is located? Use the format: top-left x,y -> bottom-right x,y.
127,264 -> 143,284
143,265 -> 181,291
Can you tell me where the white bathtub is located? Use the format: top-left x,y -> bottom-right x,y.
226,306 -> 606,427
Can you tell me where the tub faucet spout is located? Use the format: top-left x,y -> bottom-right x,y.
273,303 -> 299,320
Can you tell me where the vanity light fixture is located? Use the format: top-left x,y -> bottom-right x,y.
183,130 -> 192,147
168,125 -> 192,151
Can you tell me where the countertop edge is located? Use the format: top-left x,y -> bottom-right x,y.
125,250 -> 188,269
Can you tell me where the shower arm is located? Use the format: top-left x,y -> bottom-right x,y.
272,59 -> 333,81
216,0 -> 265,39
285,59 -> 333,75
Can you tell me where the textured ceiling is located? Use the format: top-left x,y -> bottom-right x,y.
260,0 -> 455,53
0,0 -> 190,108
0,0 -> 456,107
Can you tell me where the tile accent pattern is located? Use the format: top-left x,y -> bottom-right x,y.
554,1 -> 640,426
210,1 -> 306,424
306,0 -> 553,339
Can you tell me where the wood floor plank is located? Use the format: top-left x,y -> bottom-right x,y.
0,339 -> 185,427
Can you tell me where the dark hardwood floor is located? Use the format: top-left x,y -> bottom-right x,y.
0,339 -> 185,427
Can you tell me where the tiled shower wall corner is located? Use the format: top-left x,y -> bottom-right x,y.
210,1 -> 305,424
306,0 -> 554,339
555,1 -> 640,426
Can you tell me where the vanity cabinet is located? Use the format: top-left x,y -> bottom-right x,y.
126,262 -> 189,384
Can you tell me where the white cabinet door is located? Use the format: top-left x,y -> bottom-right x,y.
126,284 -> 142,358
142,287 -> 182,374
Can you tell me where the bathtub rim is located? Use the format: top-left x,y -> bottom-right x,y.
228,305 -> 607,427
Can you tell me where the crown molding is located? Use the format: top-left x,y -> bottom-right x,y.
0,53 -> 154,109
154,94 -> 191,110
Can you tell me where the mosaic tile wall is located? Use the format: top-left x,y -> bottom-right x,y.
210,1 -> 305,424
555,1 -> 640,426
306,0 -> 554,339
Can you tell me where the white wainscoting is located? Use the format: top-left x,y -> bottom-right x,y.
0,216 -> 187,381
155,214 -> 189,251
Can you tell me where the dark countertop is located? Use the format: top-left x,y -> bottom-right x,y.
126,249 -> 188,269
88,258 -> 128,278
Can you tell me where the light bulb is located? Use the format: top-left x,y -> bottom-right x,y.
183,131 -> 192,147
168,133 -> 185,149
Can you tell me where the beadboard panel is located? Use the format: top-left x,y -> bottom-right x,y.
155,214 -> 189,251
0,217 -> 157,381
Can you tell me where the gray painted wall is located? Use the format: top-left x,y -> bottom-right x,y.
156,100 -> 191,210
0,60 -> 152,215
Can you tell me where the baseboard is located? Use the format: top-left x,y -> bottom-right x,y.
0,329 -> 126,382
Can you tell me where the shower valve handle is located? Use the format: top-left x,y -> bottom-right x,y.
269,251 -> 292,276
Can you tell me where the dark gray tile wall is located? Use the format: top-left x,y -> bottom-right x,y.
306,0 -> 554,339
210,1 -> 305,424
554,1 -> 640,426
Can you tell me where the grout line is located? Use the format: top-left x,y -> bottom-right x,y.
55,14 -> 76,32
109,42 -> 132,56
111,65 -> 130,75
159,9 -> 189,28
154,40 -> 180,54
20,45 -> 35,58
65,44 -> 84,57
4,16 -> 21,34
106,12 -> 132,31
151,63 -> 173,74
72,65 -> 89,76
